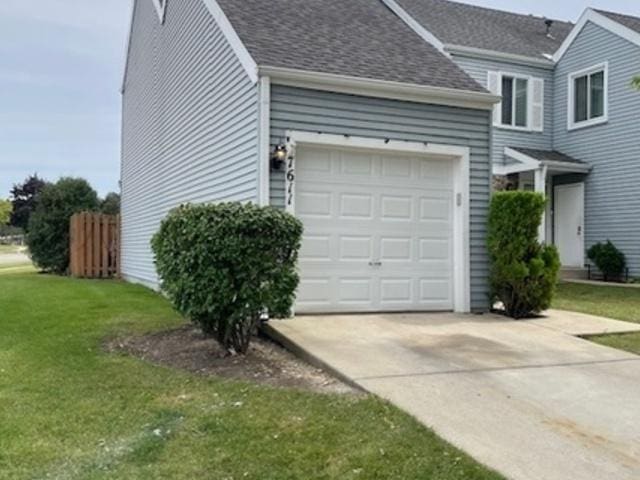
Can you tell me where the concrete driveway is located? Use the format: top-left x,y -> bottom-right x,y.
266,311 -> 640,480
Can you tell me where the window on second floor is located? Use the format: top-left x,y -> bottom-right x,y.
568,63 -> 608,130
501,75 -> 529,128
488,71 -> 544,133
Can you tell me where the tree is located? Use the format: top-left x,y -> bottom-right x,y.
633,76 -> 640,90
0,199 -> 11,225
100,192 -> 120,215
27,178 -> 99,274
10,174 -> 48,231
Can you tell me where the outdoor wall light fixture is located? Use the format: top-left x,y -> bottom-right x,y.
271,144 -> 287,170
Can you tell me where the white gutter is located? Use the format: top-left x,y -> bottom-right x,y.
260,66 -> 500,110
445,45 -> 556,69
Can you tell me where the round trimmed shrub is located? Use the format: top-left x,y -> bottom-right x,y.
152,203 -> 303,354
27,177 -> 99,274
587,240 -> 625,281
488,191 -> 560,319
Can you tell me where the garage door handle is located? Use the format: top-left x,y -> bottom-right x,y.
369,261 -> 382,267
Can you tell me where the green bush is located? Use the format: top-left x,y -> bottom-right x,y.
587,241 -> 626,281
487,191 -> 560,319
27,178 -> 99,273
152,203 -> 303,354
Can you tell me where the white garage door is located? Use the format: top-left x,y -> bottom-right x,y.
294,145 -> 454,313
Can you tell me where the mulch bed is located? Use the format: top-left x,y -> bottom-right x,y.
104,324 -> 358,395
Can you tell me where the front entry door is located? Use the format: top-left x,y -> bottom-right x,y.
554,183 -> 584,267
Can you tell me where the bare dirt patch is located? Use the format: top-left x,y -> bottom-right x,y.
104,324 -> 359,395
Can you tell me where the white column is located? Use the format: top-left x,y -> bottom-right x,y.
534,166 -> 548,243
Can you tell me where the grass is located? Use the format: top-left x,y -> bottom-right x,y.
0,244 -> 23,254
554,282 -> 640,356
553,282 -> 640,324
0,273 -> 502,480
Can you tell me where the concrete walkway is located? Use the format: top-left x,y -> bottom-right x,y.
266,311 -> 640,480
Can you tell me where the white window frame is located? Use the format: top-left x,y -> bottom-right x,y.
498,72 -> 531,132
567,62 -> 608,131
152,0 -> 167,23
488,71 -> 543,133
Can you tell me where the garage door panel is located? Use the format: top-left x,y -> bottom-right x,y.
419,239 -> 451,261
295,145 -> 454,313
297,278 -> 332,304
381,195 -> 413,221
297,191 -> 332,217
339,236 -> 373,260
338,278 -> 373,304
420,279 -> 453,302
299,235 -> 332,261
380,237 -> 412,261
380,278 -> 412,303
339,151 -> 374,176
419,196 -> 452,221
340,193 -> 374,219
382,155 -> 412,177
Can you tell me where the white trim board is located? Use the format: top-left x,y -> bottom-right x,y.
121,0 -> 259,94
567,62 -> 609,131
553,9 -> 640,62
380,0 -> 448,56
284,131 -> 471,313
447,45 -> 555,69
120,0 -> 137,94
257,76 -> 271,206
151,0 -> 167,23
261,66 -> 500,110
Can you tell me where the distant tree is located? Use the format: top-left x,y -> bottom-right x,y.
27,178 -> 99,274
633,76 -> 640,90
100,192 -> 121,215
0,199 -> 11,225
10,174 -> 48,231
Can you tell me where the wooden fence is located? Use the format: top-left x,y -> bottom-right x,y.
69,212 -> 120,278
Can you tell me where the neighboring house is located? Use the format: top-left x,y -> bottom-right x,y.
384,0 -> 640,276
120,0 -> 499,314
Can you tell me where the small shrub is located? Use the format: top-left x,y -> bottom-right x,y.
27,178 -> 99,273
152,203 -> 303,355
587,241 -> 626,281
488,191 -> 561,319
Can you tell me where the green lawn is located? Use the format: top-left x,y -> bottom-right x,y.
0,244 -> 22,254
554,282 -> 640,355
0,273 -> 502,480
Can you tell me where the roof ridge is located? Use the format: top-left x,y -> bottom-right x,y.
422,0 -> 573,26
594,8 -> 640,22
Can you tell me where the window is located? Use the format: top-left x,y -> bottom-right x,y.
501,76 -> 529,128
568,63 -> 608,130
487,71 -> 544,132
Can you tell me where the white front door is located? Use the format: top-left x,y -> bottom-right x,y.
554,183 -> 585,267
294,145 -> 454,313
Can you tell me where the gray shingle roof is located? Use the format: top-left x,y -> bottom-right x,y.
596,10 -> 640,34
394,0 -> 574,60
216,0 -> 486,92
510,147 -> 586,166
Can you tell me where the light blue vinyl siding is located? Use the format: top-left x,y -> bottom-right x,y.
453,55 -> 553,166
269,86 -> 492,311
553,21 -> 640,275
121,0 -> 259,288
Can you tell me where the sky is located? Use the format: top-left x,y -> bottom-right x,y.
0,0 -> 638,199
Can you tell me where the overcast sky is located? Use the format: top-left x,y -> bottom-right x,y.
0,0 -> 638,199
